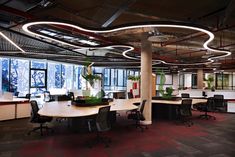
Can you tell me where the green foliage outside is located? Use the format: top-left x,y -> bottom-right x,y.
128,75 -> 140,81
204,74 -> 214,89
157,70 -> 173,99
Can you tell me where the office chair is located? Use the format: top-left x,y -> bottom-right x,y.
198,97 -> 216,120
87,106 -> 111,148
181,93 -> 190,98
178,99 -> 193,127
57,95 -> 70,101
127,92 -> 134,99
67,92 -> 75,101
15,92 -> 19,97
28,100 -> 53,136
127,100 -> 148,132
213,95 -> 226,112
43,91 -> 54,102
25,93 -> 31,99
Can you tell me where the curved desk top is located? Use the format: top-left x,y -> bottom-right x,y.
38,99 -> 139,118
38,98 -> 207,118
0,98 -> 29,103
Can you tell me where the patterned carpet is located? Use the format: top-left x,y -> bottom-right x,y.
1,111 -> 235,157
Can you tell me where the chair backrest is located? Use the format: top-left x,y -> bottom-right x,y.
181,93 -> 190,98
207,97 -> 215,111
180,99 -> 192,116
213,95 -> 224,107
67,92 -> 75,101
43,91 -> 51,102
15,92 -> 19,97
30,100 -> 40,122
96,106 -> 111,132
26,94 -> 31,99
139,99 -> 147,113
128,92 -> 134,99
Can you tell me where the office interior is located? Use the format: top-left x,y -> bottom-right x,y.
1,0 -> 235,157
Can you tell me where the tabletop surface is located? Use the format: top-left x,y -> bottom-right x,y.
38,98 -> 207,117
38,99 -> 139,117
0,97 -> 29,103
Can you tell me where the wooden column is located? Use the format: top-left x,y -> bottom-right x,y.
197,69 -> 204,89
141,33 -> 152,125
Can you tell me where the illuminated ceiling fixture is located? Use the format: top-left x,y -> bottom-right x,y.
0,32 -> 26,53
22,21 -> 231,66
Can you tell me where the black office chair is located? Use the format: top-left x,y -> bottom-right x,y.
127,100 -> 148,132
25,93 -> 31,99
178,99 -> 193,127
43,91 -> 54,102
67,92 -> 75,101
15,92 -> 19,97
181,93 -> 190,98
127,92 -> 134,99
198,97 -> 216,120
28,100 -> 53,136
214,95 -> 226,112
87,106 -> 111,147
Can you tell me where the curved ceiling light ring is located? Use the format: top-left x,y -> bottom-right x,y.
22,21 -> 231,66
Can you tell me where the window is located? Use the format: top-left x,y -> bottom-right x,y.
31,60 -> 46,69
74,66 -> 83,89
62,64 -> 73,90
1,58 -> 10,92
104,69 -> 110,86
47,63 -> 62,89
117,69 -> 124,86
10,59 -> 29,95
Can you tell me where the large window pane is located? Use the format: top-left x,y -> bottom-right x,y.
110,69 -> 116,86
74,66 -> 83,89
10,59 -> 29,95
117,69 -> 124,86
31,60 -> 46,69
1,58 -> 10,92
62,64 -> 73,90
104,69 -> 110,86
48,63 -> 62,89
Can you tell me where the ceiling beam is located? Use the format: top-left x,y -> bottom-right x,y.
221,0 -> 235,26
102,0 -> 137,27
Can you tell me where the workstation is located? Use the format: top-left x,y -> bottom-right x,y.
1,0 -> 235,157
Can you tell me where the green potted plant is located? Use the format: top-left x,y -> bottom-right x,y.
157,70 -> 173,99
82,61 -> 101,87
204,74 -> 214,90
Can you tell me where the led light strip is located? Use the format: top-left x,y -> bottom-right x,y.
0,32 -> 26,53
22,21 -> 231,65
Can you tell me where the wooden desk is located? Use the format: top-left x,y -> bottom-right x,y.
38,98 -> 207,118
152,98 -> 207,105
0,98 -> 30,121
38,99 -> 139,118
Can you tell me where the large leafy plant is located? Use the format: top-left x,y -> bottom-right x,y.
157,70 -> 173,99
204,74 -> 214,89
82,61 -> 101,87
